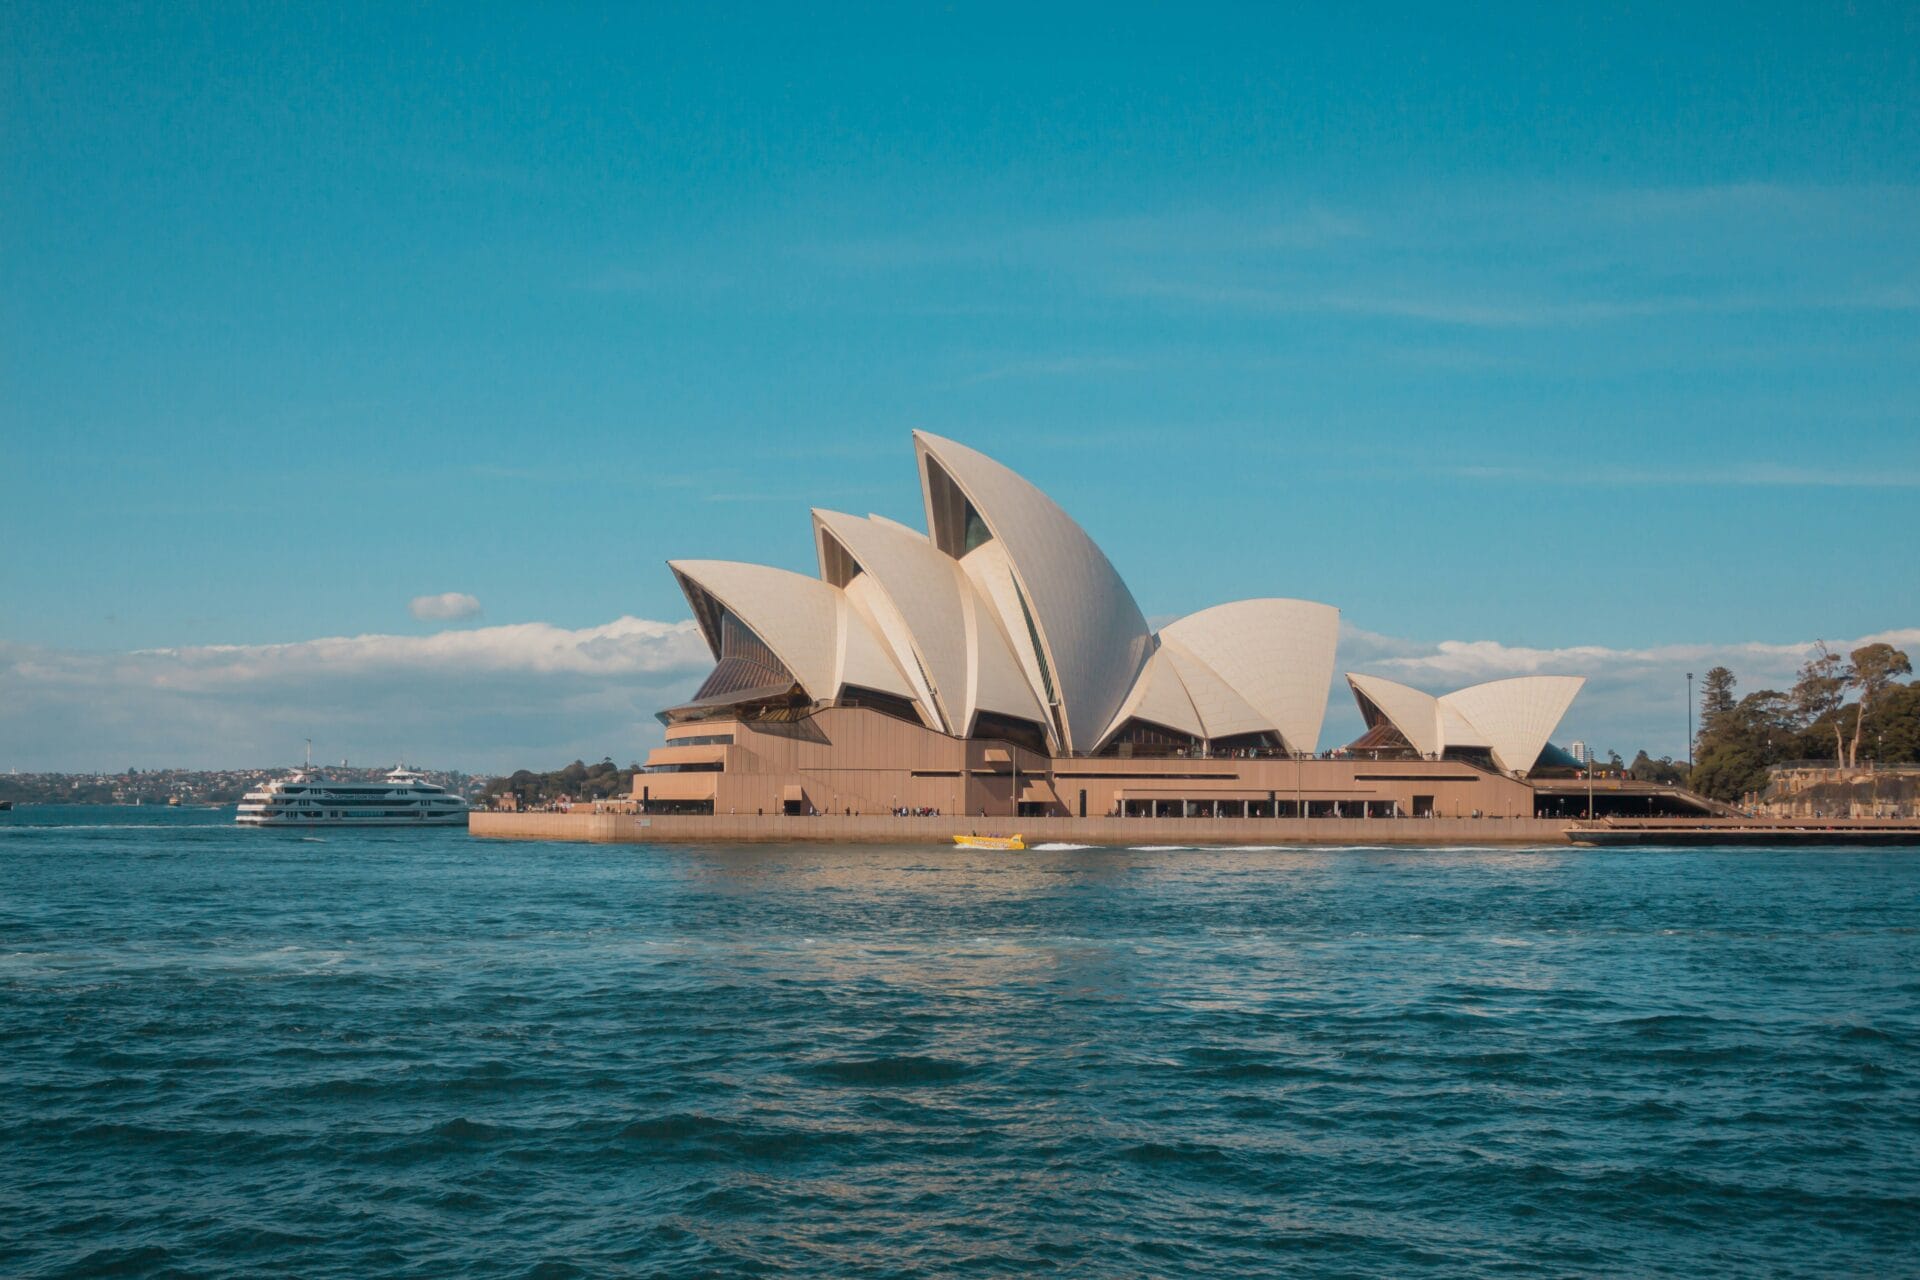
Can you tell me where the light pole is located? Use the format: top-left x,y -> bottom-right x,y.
1686,671 -> 1694,771
1585,743 -> 1595,820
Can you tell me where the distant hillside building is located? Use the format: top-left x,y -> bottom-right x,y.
1755,763 -> 1920,819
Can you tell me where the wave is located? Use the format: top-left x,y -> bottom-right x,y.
0,823 -> 239,832
8,822 -> 1917,1278
803,1055 -> 977,1086
1125,844 -> 1319,852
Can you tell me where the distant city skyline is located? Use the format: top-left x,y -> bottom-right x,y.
5,3 -> 1916,769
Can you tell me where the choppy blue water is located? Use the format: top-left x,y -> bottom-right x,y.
3,806 -> 1918,1278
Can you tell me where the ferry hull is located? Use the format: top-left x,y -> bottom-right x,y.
1568,823 -> 1920,847
236,766 -> 469,828
237,815 -> 469,827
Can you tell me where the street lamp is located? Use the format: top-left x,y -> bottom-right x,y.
1686,671 -> 1694,771
1585,742 -> 1595,820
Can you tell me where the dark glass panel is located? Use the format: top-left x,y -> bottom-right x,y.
970,711 -> 1049,756
1096,718 -> 1202,758
962,503 -> 992,553
691,606 -> 798,702
1441,746 -> 1499,771
1012,579 -> 1055,703
1345,721 -> 1418,757
1209,731 -> 1285,758
838,686 -> 922,724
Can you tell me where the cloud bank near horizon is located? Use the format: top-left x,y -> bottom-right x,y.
3,617 -> 1914,774
0,618 -> 711,774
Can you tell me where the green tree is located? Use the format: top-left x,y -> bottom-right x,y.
482,759 -> 643,806
1691,689 -> 1800,802
1869,682 -> 1920,763
1698,666 -> 1737,751
1792,644 -> 1850,766
1847,643 -> 1913,765
1628,751 -> 1687,785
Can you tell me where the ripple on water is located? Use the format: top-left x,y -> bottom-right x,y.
3,814 -> 1918,1277
802,1055 -> 979,1086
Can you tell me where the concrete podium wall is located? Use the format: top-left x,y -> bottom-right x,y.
471,811 -> 1574,846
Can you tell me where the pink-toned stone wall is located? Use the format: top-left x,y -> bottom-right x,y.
472,810 -> 1573,846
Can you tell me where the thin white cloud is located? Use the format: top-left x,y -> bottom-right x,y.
1122,281 -> 1918,328
409,592 -> 483,622
6,613 -> 1915,776
0,618 -> 712,773
1446,462 -> 1920,489
803,205 -> 1368,273
1585,181 -> 1920,223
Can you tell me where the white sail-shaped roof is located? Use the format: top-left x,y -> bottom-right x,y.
669,559 -> 914,705
811,510 -> 1044,734
1440,676 -> 1585,775
666,432 -> 1589,768
914,431 -> 1152,753
1346,673 -> 1442,758
842,574 -> 941,727
1159,644 -> 1269,740
1099,645 -> 1206,741
1344,672 -> 1585,775
1158,599 -> 1339,753
1437,701 -> 1488,748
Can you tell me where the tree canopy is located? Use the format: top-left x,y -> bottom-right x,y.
1689,644 -> 1917,801
482,758 -> 640,805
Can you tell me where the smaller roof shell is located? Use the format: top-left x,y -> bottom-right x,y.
1346,673 -> 1443,759
1441,676 -> 1586,775
1343,672 -> 1586,774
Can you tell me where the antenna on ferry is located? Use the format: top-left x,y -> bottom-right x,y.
304,739 -> 312,769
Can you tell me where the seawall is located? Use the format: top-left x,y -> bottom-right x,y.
469,811 -> 1575,846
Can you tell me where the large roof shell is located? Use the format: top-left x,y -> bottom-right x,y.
1158,598 -> 1339,753
669,559 -> 914,705
842,574 -> 941,727
913,431 -> 1151,753
1100,645 -> 1206,740
956,538 -> 1064,735
1159,645 -> 1268,740
811,510 -> 1044,734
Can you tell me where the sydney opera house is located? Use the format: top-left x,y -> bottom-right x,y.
635,432 -> 1620,824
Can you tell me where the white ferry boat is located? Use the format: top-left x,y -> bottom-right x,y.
236,766 -> 470,827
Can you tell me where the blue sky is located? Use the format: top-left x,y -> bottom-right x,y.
4,3 -> 1917,770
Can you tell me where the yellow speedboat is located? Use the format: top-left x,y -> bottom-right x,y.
952,833 -> 1025,851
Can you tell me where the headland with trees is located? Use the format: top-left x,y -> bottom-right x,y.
1690,642 -> 1917,802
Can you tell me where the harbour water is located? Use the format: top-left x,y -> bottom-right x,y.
3,806 -> 1917,1277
